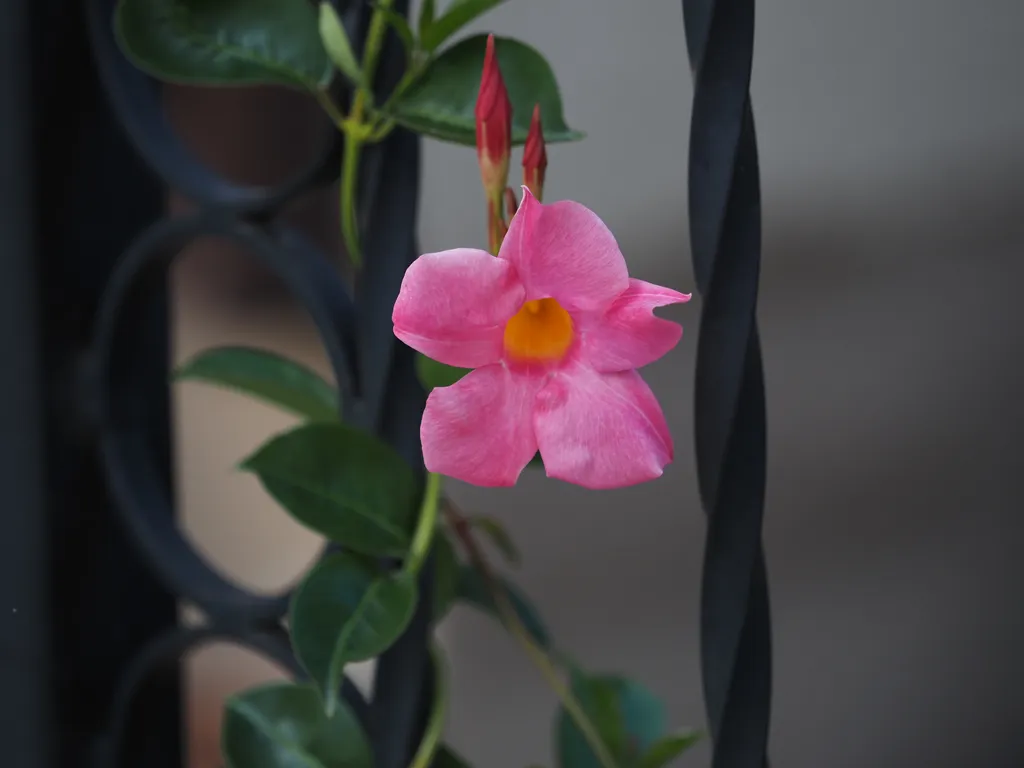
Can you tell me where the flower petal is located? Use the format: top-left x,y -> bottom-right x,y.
499,188 -> 629,313
421,364 -> 541,487
393,248 -> 525,368
534,365 -> 672,489
579,279 -> 692,372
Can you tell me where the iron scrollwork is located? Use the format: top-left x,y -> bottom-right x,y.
82,0 -> 434,765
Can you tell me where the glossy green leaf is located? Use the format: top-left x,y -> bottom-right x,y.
319,2 -> 364,86
415,353 -> 470,392
291,553 -> 417,715
468,514 -> 520,566
455,565 -> 550,647
115,0 -> 332,91
222,681 -> 371,768
390,35 -> 584,146
240,423 -> 419,557
433,745 -> 471,768
635,731 -> 703,768
372,3 -> 415,57
417,0 -> 436,40
175,346 -> 339,422
557,672 -> 668,768
420,0 -> 507,52
432,531 -> 461,622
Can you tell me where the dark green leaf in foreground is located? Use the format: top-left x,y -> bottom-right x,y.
391,35 -> 584,146
115,0 -> 331,90
291,553 -> 417,716
176,346 -> 339,422
241,423 -> 419,557
420,0 -> 507,52
557,671 -> 673,768
222,681 -> 371,768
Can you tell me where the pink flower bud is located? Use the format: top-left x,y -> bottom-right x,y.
522,103 -> 547,202
475,35 -> 512,200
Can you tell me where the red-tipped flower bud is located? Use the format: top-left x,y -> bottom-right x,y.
522,103 -> 548,202
475,34 -> 512,201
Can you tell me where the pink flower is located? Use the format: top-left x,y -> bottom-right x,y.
392,189 -> 691,490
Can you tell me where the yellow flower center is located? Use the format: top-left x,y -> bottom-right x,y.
503,298 -> 574,363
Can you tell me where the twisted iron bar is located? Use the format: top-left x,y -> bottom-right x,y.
683,1 -> 772,767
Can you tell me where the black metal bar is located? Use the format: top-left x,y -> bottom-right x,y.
358,6 -> 437,766
682,1 -> 773,767
0,1 -> 53,766
0,0 -> 185,766
92,214 -> 358,622
49,5 -> 182,766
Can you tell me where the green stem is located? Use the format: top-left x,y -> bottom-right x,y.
340,130 -> 364,270
368,60 -> 427,141
404,471 -> 442,575
407,643 -> 449,768
362,0 -> 396,96
337,0 -> 399,269
443,501 -> 621,768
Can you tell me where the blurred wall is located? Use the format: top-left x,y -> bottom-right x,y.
168,1 -> 1024,766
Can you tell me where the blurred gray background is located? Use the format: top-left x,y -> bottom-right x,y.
168,0 -> 1024,766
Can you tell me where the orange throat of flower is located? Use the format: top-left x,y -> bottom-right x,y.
503,298 -> 574,363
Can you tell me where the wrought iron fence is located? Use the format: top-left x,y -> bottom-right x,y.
1,0 -> 771,766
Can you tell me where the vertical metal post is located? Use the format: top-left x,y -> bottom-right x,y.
683,2 -> 773,767
0,1 -> 181,765
0,0 -> 53,765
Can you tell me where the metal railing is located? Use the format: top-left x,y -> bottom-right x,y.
0,0 -> 771,766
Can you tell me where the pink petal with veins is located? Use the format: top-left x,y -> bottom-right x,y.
393,248 -> 525,368
578,278 -> 691,372
421,364 -> 542,487
499,188 -> 628,313
534,364 -> 672,489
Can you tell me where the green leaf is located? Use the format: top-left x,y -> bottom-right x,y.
415,353 -> 470,392
420,0 -> 507,52
371,3 -> 415,57
468,515 -> 520,566
390,35 -> 584,146
319,2 -> 364,86
291,553 -> 417,716
455,565 -> 550,647
417,0 -> 436,41
115,0 -> 332,91
175,346 -> 339,423
557,672 -> 668,768
241,423 -> 419,557
432,531 -> 461,622
433,745 -> 472,768
635,731 -> 703,768
222,681 -> 371,768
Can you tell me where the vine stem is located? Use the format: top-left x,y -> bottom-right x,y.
407,643 -> 449,768
404,471 -> 442,575
338,0 -> 398,270
443,499 -> 621,768
340,130 -> 364,270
